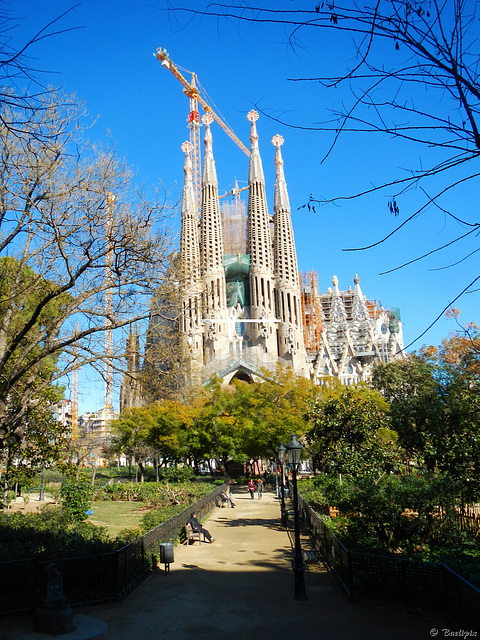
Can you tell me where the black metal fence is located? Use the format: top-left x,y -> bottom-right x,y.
0,484 -> 225,618
296,490 -> 480,628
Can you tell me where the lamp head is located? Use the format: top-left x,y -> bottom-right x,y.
277,442 -> 286,463
286,433 -> 302,467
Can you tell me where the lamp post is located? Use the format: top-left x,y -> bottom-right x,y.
39,468 -> 44,502
277,443 -> 288,527
286,433 -> 307,601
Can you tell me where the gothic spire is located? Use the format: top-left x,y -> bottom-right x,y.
272,134 -> 299,289
247,109 -> 265,184
200,113 -> 225,275
272,134 -> 290,213
180,141 -> 201,283
272,134 -> 306,370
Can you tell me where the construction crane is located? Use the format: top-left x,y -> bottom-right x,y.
104,192 -> 114,411
71,357 -> 78,439
71,322 -> 80,441
155,47 -> 250,212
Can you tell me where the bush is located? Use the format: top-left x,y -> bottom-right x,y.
0,478 -> 220,562
114,527 -> 143,546
60,479 -> 94,523
158,467 -> 194,483
140,504 -> 186,531
0,509 -> 116,561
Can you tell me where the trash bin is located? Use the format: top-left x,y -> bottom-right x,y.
159,542 -> 174,566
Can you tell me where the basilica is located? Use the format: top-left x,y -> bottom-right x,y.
120,111 -> 404,408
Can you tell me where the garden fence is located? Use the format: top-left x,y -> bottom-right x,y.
0,484 -> 225,618
296,489 -> 480,628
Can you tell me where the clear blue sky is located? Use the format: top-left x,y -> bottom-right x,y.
10,1 -> 479,412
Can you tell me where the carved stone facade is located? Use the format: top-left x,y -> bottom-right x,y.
308,274 -> 404,385
120,112 -> 404,406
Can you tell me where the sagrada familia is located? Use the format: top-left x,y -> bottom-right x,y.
120,111 -> 404,409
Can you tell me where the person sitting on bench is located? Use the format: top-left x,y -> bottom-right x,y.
220,491 -> 236,508
187,512 -> 214,543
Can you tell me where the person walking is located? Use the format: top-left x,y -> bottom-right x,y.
256,477 -> 263,500
247,478 -> 255,499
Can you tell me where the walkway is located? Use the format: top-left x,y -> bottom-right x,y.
2,488 -> 448,640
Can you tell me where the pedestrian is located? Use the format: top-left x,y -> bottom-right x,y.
247,478 -> 255,499
257,477 -> 263,500
187,512 -> 214,543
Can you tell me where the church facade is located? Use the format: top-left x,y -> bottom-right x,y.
120,111 -> 404,409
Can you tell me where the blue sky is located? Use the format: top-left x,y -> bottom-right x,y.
10,1 -> 479,412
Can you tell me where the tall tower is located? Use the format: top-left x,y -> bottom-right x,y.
272,134 -> 307,373
200,113 -> 229,367
246,110 -> 277,355
179,140 -> 204,385
119,324 -> 142,411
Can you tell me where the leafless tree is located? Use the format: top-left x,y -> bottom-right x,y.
0,3 -> 81,139
0,90 -> 174,451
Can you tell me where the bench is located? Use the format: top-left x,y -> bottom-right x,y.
185,522 -> 205,545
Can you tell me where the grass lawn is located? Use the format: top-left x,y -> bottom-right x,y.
87,501 -> 148,538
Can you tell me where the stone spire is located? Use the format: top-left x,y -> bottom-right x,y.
246,110 -> 277,354
120,323 -> 142,411
179,141 -> 204,385
180,141 -> 201,284
351,274 -> 369,321
331,275 -> 347,322
200,113 -> 226,280
272,134 -> 307,371
125,323 -> 140,374
272,134 -> 300,290
199,114 -> 228,362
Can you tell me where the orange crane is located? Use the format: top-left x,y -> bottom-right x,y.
155,47 -> 249,212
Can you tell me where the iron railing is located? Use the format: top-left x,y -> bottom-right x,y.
0,484 -> 225,618
295,489 -> 480,628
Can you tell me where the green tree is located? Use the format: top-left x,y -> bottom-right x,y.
306,382 -> 400,480
110,408 -> 155,482
145,400 -> 191,471
191,379 -> 244,478
0,258 -> 73,508
371,355 -> 443,470
372,337 -> 480,497
230,366 -> 315,462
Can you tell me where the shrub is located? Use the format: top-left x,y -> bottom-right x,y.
0,509 -> 116,561
114,527 -> 143,546
60,479 -> 94,523
140,504 -> 186,531
158,467 -> 194,483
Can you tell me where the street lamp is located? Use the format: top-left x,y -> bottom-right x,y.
277,443 -> 288,527
286,433 -> 307,601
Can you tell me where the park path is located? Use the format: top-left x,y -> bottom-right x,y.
2,487 -> 447,640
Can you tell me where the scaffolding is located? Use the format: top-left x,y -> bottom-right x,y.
222,198 -> 248,255
300,270 -> 323,355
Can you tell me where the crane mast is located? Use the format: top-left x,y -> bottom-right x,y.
155,47 -> 249,212
104,192 -> 114,411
